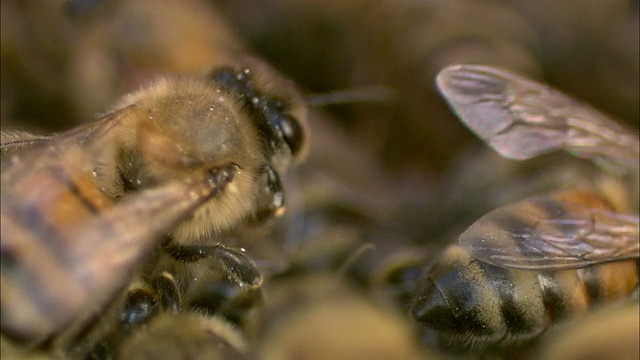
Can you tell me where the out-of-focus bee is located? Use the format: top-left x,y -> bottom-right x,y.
1,59 -> 308,351
115,312 -> 249,360
85,271 -> 250,360
1,142 -> 237,352
1,0 -> 252,131
535,296 -> 639,360
253,275 -> 435,360
411,65 -> 639,351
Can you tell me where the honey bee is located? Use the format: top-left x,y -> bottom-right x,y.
115,312 -> 249,360
85,271 -> 250,360
1,143 -> 237,349
1,60 -> 308,350
254,275 -> 433,360
535,296 -> 639,360
411,65 -> 639,351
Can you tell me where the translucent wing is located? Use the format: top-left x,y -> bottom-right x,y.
459,190 -> 640,270
1,104 -> 239,340
1,107 -> 134,177
436,64 -> 639,175
1,130 -> 53,156
1,138 -> 237,340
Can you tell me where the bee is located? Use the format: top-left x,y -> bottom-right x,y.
207,0 -> 539,175
115,312 -> 249,360
1,142 -> 237,350
410,65 -> 639,351
86,271 -> 250,360
1,59 -> 308,349
254,275 -> 433,360
95,272 -> 252,360
535,297 -> 639,360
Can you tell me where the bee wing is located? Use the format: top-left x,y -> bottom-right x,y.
1,130 -> 53,155
1,146 -> 237,340
436,64 -> 639,174
2,105 -> 134,158
458,191 -> 640,270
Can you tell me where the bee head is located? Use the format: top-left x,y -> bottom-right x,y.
208,61 -> 309,172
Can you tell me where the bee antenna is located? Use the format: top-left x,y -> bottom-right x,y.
305,86 -> 397,107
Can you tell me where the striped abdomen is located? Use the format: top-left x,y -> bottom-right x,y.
1,146 -> 223,345
1,148 -> 117,343
411,245 -> 638,350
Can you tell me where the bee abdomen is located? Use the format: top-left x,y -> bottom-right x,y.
411,246 -> 639,350
537,259 -> 638,324
1,153 -> 114,342
411,245 -> 547,350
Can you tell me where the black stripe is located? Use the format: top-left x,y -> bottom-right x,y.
7,203 -> 69,262
482,263 -> 535,335
52,165 -> 101,215
443,258 -> 496,335
537,271 -> 570,322
1,206 -> 74,333
579,266 -> 603,304
532,194 -> 567,219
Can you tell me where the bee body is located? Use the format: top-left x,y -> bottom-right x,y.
413,239 -> 638,350
1,145 -> 236,345
1,62 -> 308,349
412,65 -> 640,351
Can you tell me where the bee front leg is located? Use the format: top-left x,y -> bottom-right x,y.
162,242 -> 263,289
252,164 -> 286,222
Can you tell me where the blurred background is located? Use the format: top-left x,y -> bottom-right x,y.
2,0 -> 638,358
3,0 -> 637,171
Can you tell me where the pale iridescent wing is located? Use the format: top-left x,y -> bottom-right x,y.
1,138 -> 236,340
458,191 -> 639,270
1,105 -> 239,340
1,130 -> 53,156
436,64 -> 639,175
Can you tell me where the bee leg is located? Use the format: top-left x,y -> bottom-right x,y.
87,286 -> 162,358
121,272 -> 182,327
88,273 -> 182,358
153,271 -> 181,313
162,243 -> 262,289
253,164 -> 286,222
121,287 -> 161,327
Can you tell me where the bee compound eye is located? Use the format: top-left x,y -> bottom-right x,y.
274,113 -> 304,157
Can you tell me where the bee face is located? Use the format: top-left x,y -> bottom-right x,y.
410,65 -> 640,351
105,64 -> 308,240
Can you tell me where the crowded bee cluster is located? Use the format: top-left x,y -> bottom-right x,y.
2,0 -> 638,359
